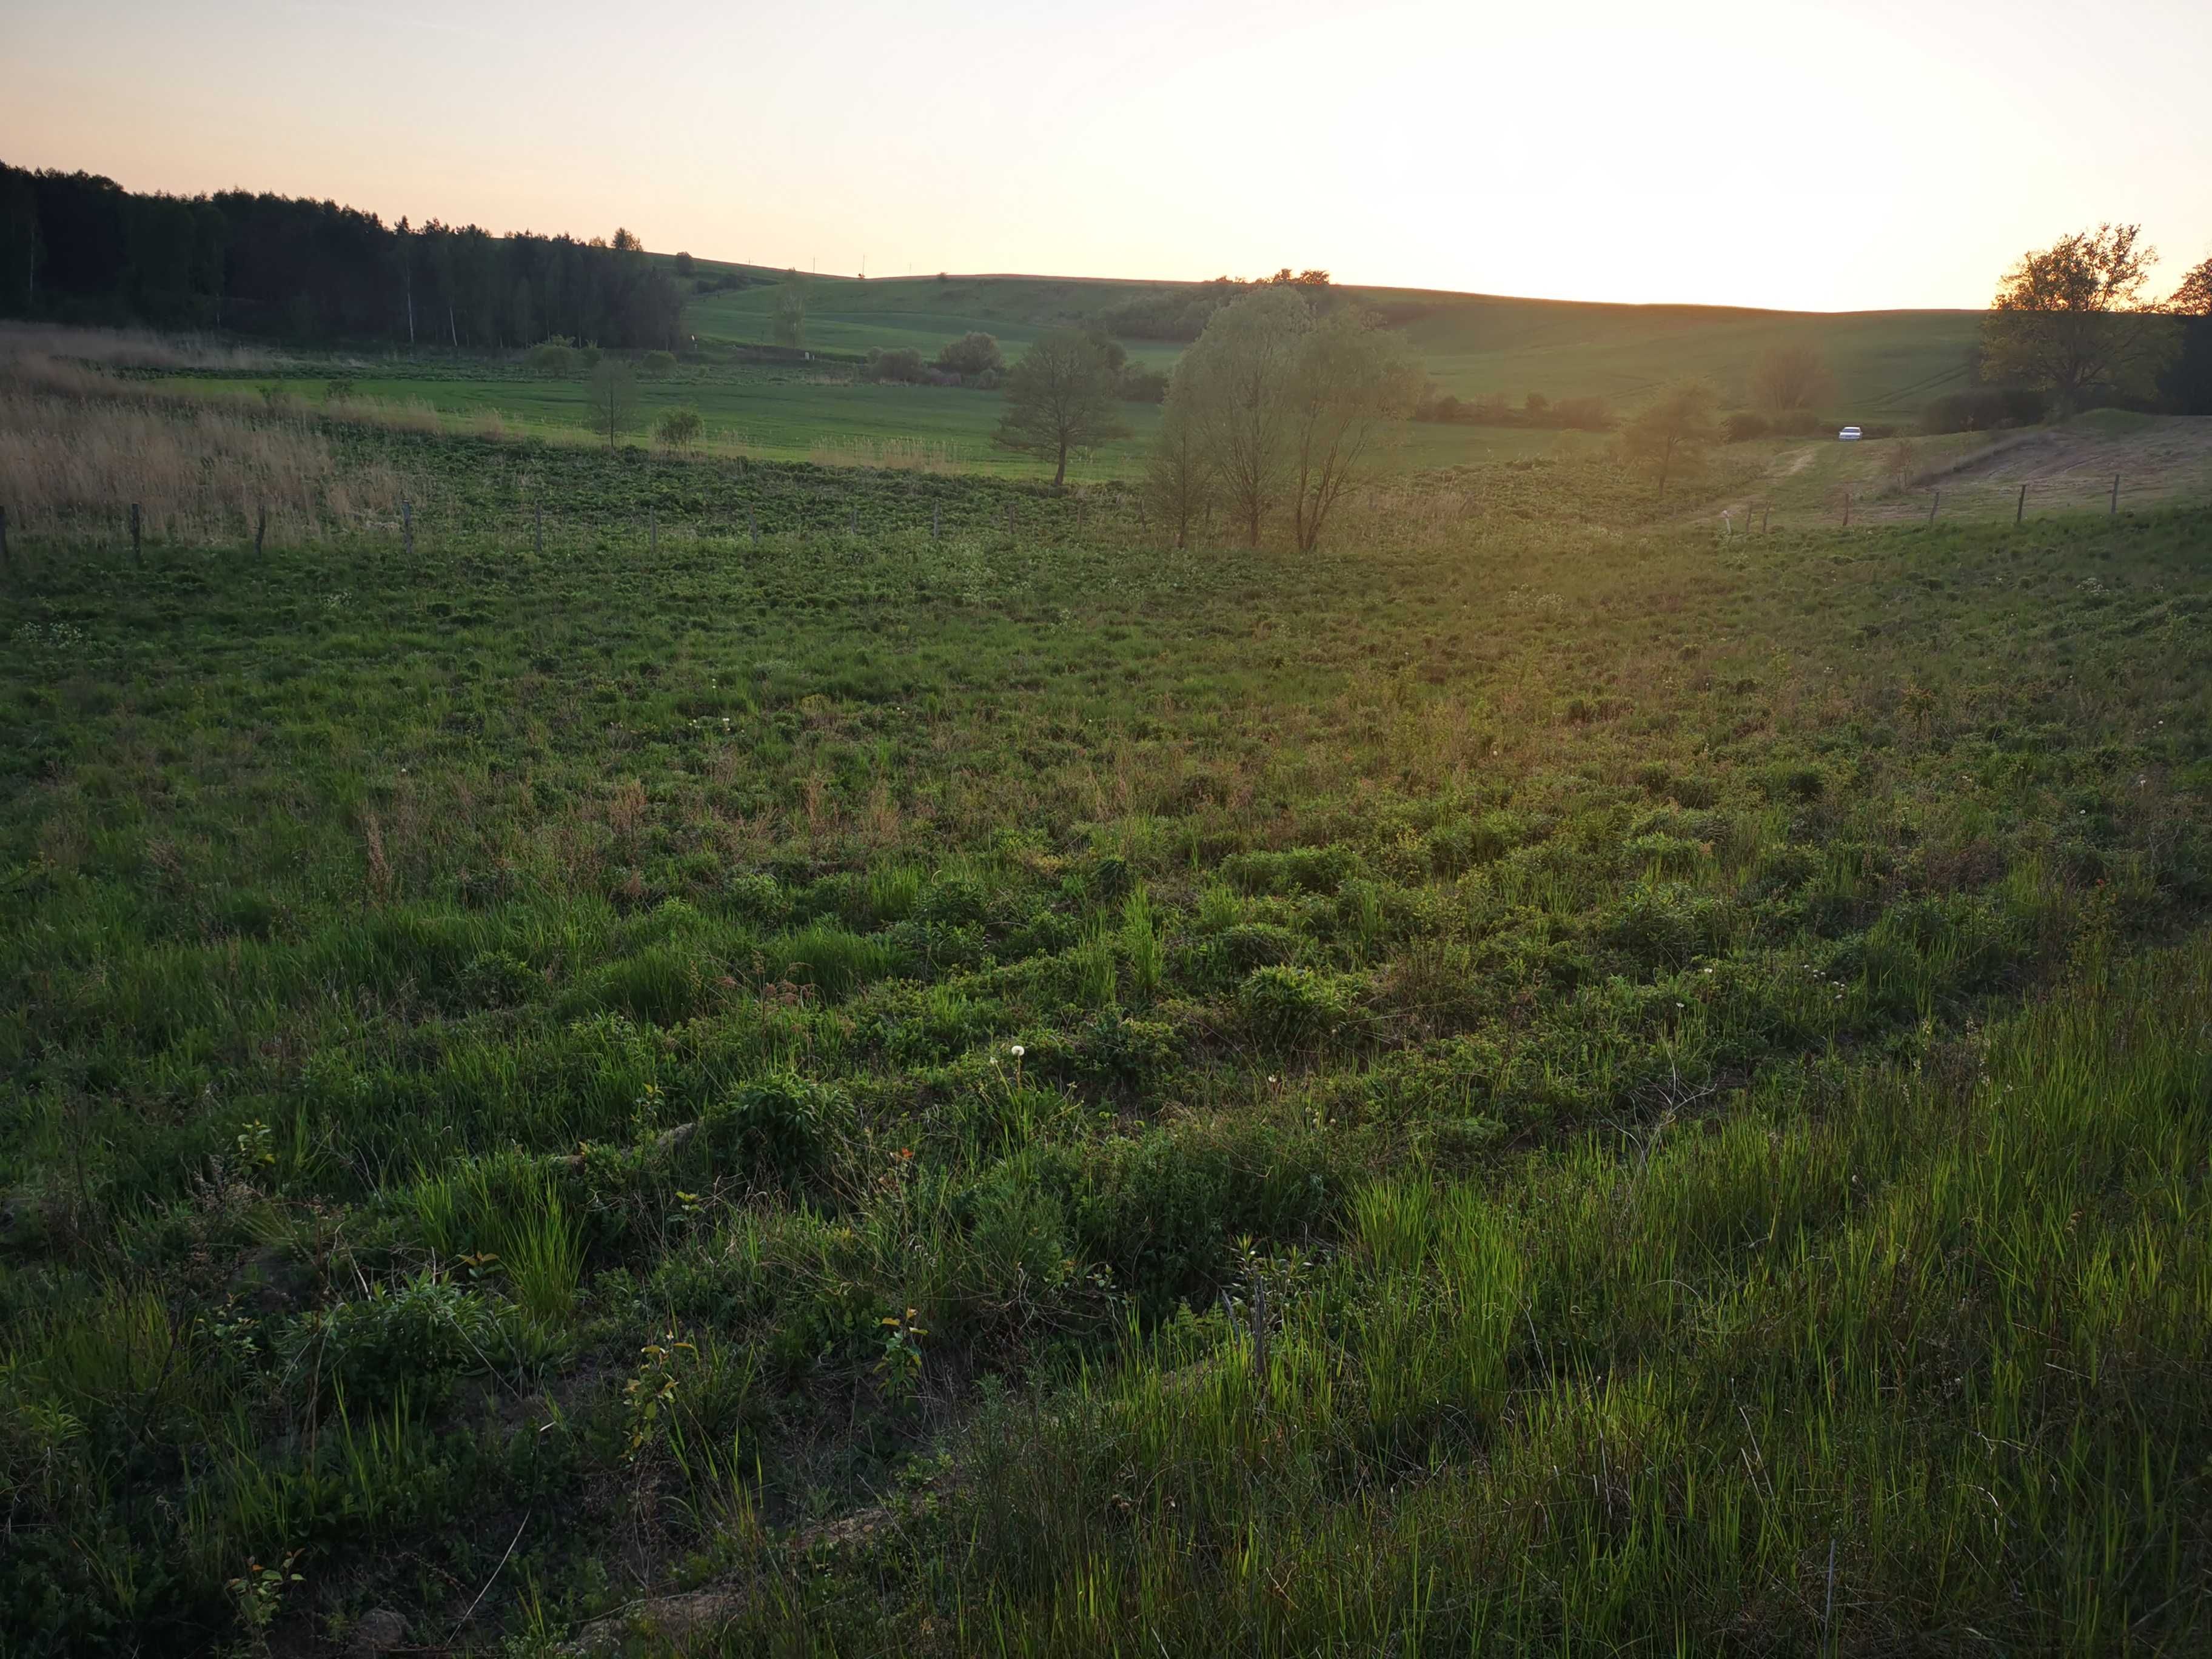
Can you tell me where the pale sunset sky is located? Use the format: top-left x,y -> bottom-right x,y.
4,0 -> 2208,311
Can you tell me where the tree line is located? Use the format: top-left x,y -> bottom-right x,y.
0,163 -> 685,349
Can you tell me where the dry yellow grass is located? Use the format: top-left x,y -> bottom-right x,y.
0,380 -> 414,543
0,320 -> 281,373
808,436 -> 968,473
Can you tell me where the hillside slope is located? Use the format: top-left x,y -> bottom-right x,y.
681,263 -> 1981,418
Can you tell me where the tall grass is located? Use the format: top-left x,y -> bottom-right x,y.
0,384 -> 414,541
943,942 -> 2212,1654
0,320 -> 282,372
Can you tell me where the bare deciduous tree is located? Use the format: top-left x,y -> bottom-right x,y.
1175,287 -> 1309,547
1621,382 -> 1721,498
584,358 -> 639,446
1285,311 -> 1418,553
770,276 -> 809,348
1749,343 -> 1834,413
1143,387 -> 1216,549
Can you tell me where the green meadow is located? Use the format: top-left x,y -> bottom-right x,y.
682,263 -> 1982,417
3,381 -> 2211,1652
169,363 -> 1566,479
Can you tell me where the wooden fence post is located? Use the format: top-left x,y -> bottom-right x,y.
747,506 -> 760,548
2016,483 -> 2026,525
534,501 -> 543,554
1761,505 -> 1769,534
931,503 -> 940,540
1005,502 -> 1014,535
849,504 -> 859,535
1928,490 -> 1939,526
1,506 -> 10,577
255,503 -> 267,556
130,502 -> 142,565
649,509 -> 657,555
1841,490 -> 1851,530
403,500 -> 414,555
2110,473 -> 2120,517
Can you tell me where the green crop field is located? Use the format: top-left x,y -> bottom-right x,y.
4,358 -> 2211,1654
158,363 -> 1563,480
682,264 -> 1982,419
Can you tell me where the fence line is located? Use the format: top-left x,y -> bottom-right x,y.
0,470 -> 2205,575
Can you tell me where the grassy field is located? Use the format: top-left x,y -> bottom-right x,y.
684,267 -> 1982,419
3,369 -> 2210,1654
140,364 -> 1559,481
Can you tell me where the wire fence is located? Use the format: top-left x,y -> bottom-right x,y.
1724,463 -> 2212,532
3,464 -> 2206,581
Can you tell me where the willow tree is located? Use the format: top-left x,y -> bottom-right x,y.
1175,287 -> 1307,548
1171,287 -> 1412,550
1282,310 -> 1418,553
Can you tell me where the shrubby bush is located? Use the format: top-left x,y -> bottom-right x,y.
654,404 -> 703,450
865,346 -> 930,383
935,332 -> 1003,377
1922,387 -> 2047,433
1117,364 -> 1169,403
282,1273 -> 534,1409
1238,964 -> 1358,1046
699,1070 -> 851,1188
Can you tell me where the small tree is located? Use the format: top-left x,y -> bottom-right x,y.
771,276 -> 809,348
1983,224 -> 2173,414
1144,386 -> 1216,549
1176,286 -> 1310,546
673,251 -> 695,278
655,405 -> 704,451
640,349 -> 677,378
1621,382 -> 1721,498
1749,343 -> 1835,413
936,332 -> 1003,377
584,358 -> 640,446
865,346 -> 928,383
991,328 -> 1130,486
1284,310 -> 1418,553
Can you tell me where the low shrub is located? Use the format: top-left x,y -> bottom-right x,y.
1238,964 -> 1358,1047
699,1070 -> 851,1187
282,1273 -> 532,1409
1922,387 -> 2046,434
865,347 -> 929,384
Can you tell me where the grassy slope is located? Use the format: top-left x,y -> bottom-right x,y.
2,406 -> 2210,1651
170,366 -> 1567,478
688,269 -> 1982,417
1724,411 -> 2212,525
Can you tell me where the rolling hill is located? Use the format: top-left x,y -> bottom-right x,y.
677,259 -> 1983,421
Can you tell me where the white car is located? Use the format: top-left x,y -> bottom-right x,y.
1837,425 -> 1862,441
